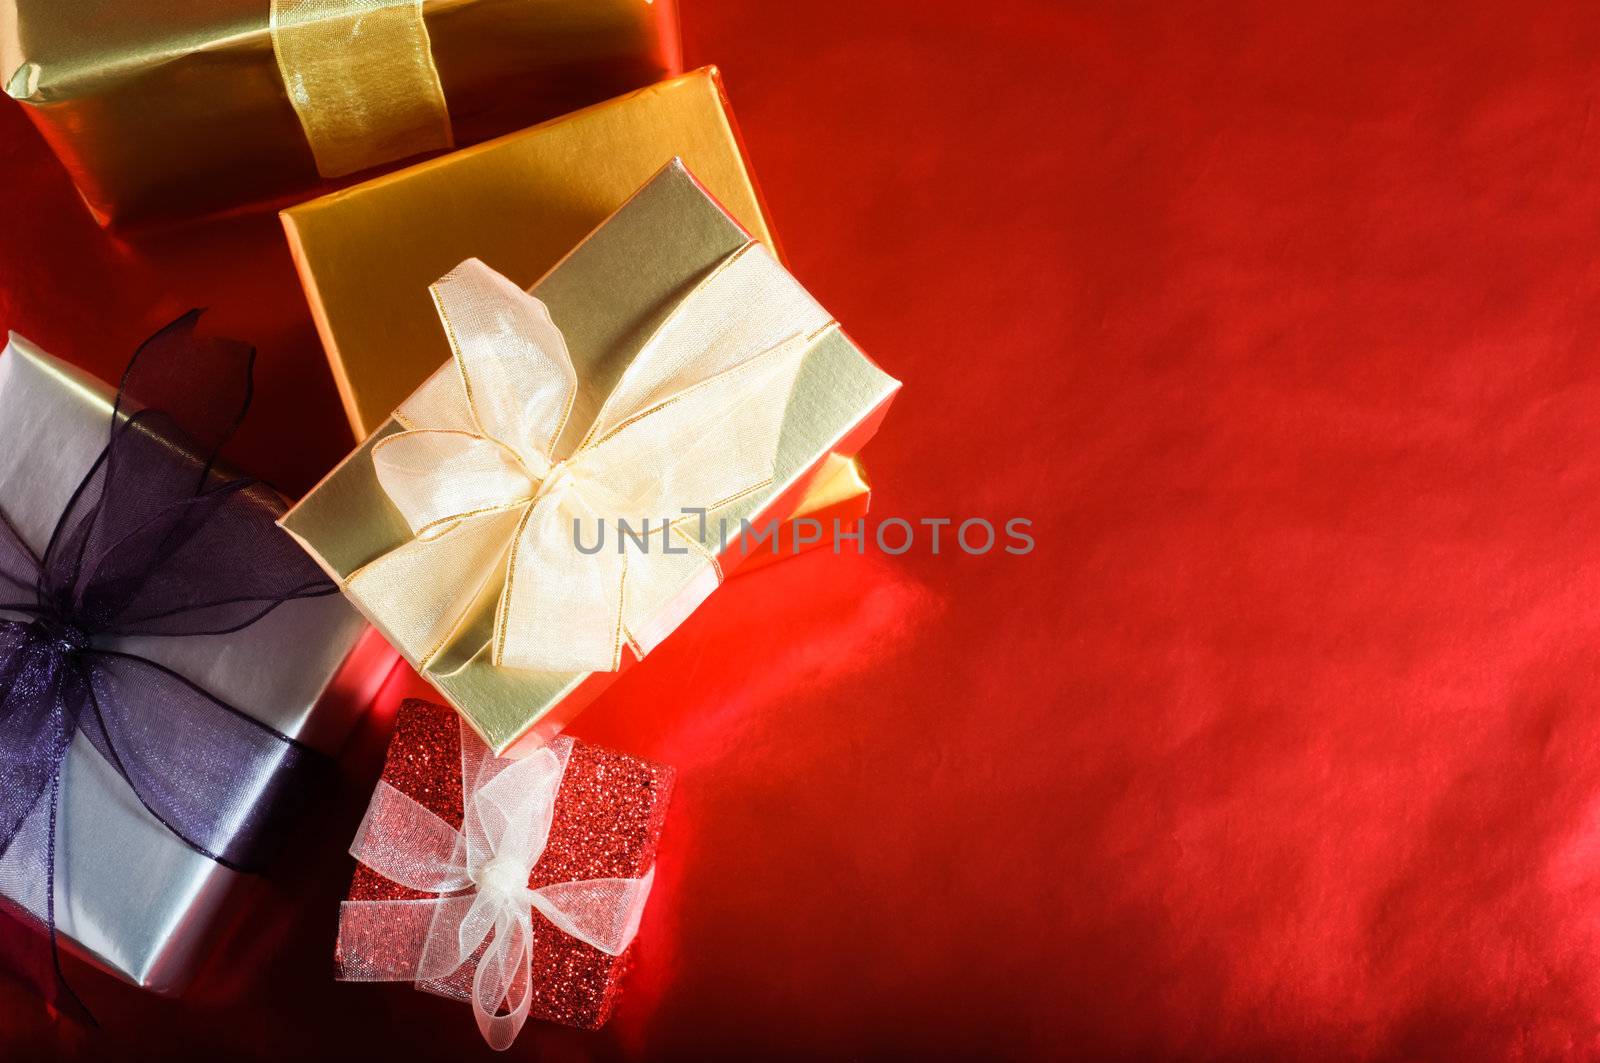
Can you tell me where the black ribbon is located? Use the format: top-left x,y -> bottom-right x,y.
0,312 -> 338,1020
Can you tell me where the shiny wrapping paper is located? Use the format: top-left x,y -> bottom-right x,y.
281,67 -> 872,566
341,698 -> 672,1030
281,67 -> 870,569
282,160 -> 899,754
0,0 -> 679,224
283,67 -> 773,442
0,336 -> 395,992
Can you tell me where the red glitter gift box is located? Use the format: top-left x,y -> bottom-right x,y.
336,699 -> 673,1034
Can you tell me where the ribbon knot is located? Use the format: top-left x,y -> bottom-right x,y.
529,459 -> 577,507
471,853 -> 535,906
344,241 -> 835,676
25,612 -> 90,658
338,723 -> 657,1050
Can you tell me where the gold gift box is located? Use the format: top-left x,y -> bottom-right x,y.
285,66 -> 769,441
282,160 -> 900,755
1,0 -> 679,223
282,66 -> 874,552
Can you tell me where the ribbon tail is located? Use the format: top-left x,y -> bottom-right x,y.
0,771 -> 97,1029
494,334 -> 813,674
469,910 -> 534,1052
0,630 -> 93,1026
414,894 -> 482,988
0,630 -> 67,859
494,494 -> 626,673
73,651 -> 327,871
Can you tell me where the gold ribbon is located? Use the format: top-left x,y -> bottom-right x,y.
346,241 -> 836,675
270,0 -> 454,179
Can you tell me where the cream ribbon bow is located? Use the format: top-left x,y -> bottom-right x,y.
346,241 -> 832,674
336,728 -> 655,1050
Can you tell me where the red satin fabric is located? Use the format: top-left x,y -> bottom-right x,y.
6,1 -> 1600,1058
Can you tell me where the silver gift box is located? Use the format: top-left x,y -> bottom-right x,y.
0,334 -> 396,993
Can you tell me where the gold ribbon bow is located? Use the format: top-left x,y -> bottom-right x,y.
346,241 -> 835,675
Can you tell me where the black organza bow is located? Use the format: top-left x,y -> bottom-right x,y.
0,313 -> 338,1019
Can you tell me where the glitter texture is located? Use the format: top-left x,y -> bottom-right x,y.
342,698 -> 673,1029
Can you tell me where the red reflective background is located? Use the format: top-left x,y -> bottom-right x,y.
8,1 -> 1600,1059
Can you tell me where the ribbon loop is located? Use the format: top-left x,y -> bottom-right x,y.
370,430 -> 535,541
430,258 -> 578,461
348,242 -> 832,675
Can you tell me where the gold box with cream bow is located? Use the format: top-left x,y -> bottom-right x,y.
1,0 -> 678,223
281,160 -> 901,754
283,67 -> 778,441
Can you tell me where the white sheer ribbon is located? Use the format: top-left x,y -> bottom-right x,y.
344,241 -> 836,675
336,723 -> 655,1050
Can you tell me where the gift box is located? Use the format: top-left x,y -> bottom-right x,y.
281,65 -> 876,541
0,0 -> 680,224
281,64 -> 876,541
336,698 -> 672,1046
0,329 -> 396,993
281,158 -> 901,754
283,66 -> 773,442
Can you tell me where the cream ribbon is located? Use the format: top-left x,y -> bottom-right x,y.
270,0 -> 454,178
336,725 -> 655,1050
346,241 -> 834,674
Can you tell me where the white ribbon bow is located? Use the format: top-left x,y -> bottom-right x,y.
336,725 -> 655,1050
345,240 -> 834,675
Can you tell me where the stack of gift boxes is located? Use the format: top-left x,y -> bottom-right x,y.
0,1 -> 898,1050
